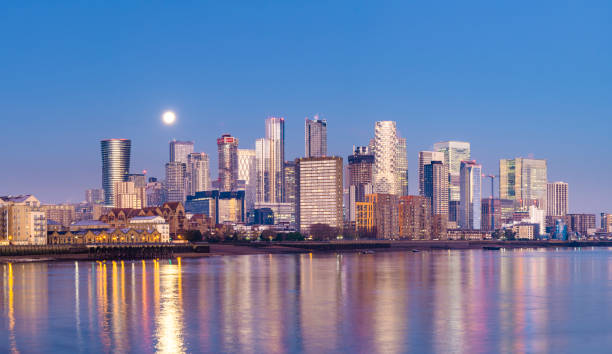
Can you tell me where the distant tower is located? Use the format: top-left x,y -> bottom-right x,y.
347,146 -> 374,222
187,152 -> 211,195
434,141 -> 471,202
418,151 -> 445,196
547,182 -> 568,217
238,149 -> 256,210
397,137 -> 409,196
305,117 -> 327,158
424,160 -> 449,216
373,121 -> 400,195
100,139 -> 131,206
217,134 -> 239,192
459,160 -> 482,229
169,140 -> 194,164
165,161 -> 186,202
499,157 -> 547,211
265,117 -> 285,203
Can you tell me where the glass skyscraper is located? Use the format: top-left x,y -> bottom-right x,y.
433,141 -> 471,202
499,157 -> 547,211
459,160 -> 482,229
100,139 -> 131,206
304,117 -> 327,158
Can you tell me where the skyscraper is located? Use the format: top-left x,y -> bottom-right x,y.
187,152 -> 211,195
418,151 -> 444,196
347,146 -> 374,222
459,160 -> 482,229
217,134 -> 239,192
238,149 -> 256,210
373,121 -> 400,195
266,117 -> 285,203
114,181 -> 146,208
305,117 -> 327,158
547,181 -> 568,217
296,156 -> 343,235
255,138 -> 270,203
165,161 -> 186,202
284,160 -> 297,224
434,141 -> 470,203
499,157 -> 547,210
100,139 -> 131,206
397,137 -> 409,196
169,140 -> 194,164
424,161 -> 449,216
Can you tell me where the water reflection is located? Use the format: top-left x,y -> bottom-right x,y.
3,249 -> 612,352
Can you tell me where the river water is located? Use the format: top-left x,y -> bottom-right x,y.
1,248 -> 612,353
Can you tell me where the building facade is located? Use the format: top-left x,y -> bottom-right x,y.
418,151 -> 444,196
169,140 -> 194,164
114,181 -> 147,209
296,157 -> 343,236
100,139 -> 131,206
499,157 -> 547,211
217,134 -> 239,192
0,195 -> 47,245
433,141 -> 470,202
238,149 -> 257,211
187,152 -> 211,195
424,161 -> 449,217
398,196 -> 431,239
165,161 -> 187,202
373,121 -> 400,195
459,160 -> 482,229
547,181 -> 568,217
305,117 -> 327,158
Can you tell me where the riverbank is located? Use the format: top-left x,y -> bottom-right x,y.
1,240 -> 611,263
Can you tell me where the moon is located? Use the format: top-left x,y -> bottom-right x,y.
162,111 -> 176,125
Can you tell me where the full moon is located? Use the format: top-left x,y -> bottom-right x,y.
162,111 -> 176,125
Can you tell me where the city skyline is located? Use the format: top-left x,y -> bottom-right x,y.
1,2 -> 611,216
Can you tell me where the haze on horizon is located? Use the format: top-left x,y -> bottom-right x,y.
1,1 -> 610,215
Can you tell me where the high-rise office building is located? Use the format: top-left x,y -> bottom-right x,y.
459,160 -> 482,229
547,181 -> 568,217
424,161 -> 449,216
169,140 -> 194,164
266,117 -> 285,203
238,149 -> 256,211
305,117 -> 327,158
101,139 -> 131,206
499,157 -> 547,211
255,138 -> 270,203
373,121 -> 400,195
347,146 -> 375,222
418,151 -> 444,196
165,161 -> 186,202
187,152 -> 211,195
296,157 -> 343,235
397,137 -> 409,196
217,134 -> 239,192
256,118 -> 285,203
433,141 -> 470,202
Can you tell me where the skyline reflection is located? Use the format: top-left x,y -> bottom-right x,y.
2,249 -> 612,352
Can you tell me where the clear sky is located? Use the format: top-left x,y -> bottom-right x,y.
1,1 -> 611,214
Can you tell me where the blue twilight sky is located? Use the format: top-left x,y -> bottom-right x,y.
0,1 -> 611,214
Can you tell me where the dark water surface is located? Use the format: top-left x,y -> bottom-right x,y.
2,248 -> 612,353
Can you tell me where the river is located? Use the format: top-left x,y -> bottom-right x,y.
1,248 -> 612,353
